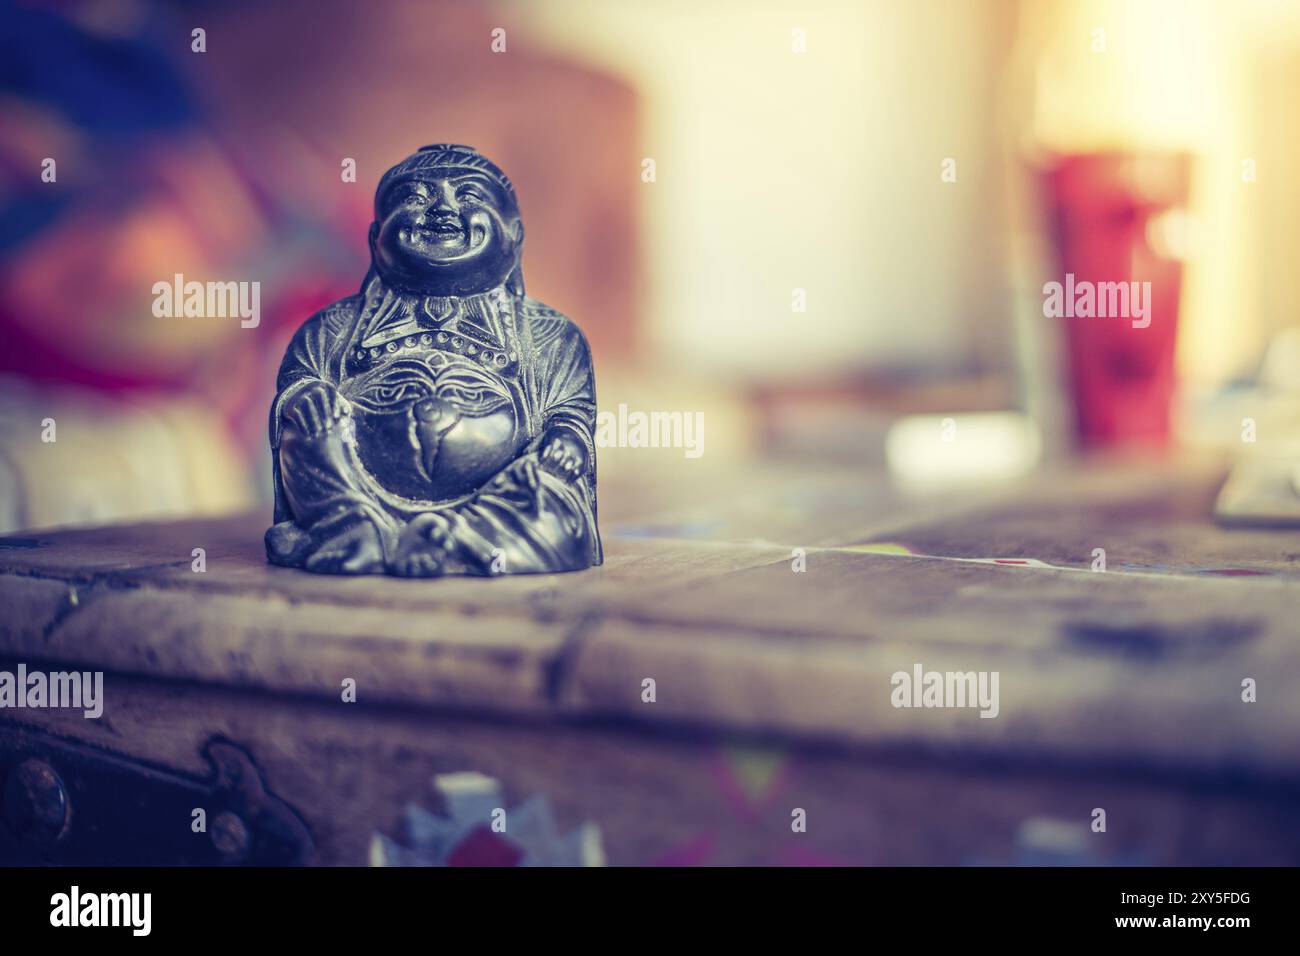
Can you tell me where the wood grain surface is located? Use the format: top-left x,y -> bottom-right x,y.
1,456 -> 1298,863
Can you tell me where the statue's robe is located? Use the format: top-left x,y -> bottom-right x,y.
266,272 -> 601,576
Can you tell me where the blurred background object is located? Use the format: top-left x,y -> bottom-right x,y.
3,0 -> 1300,531
1039,152 -> 1190,448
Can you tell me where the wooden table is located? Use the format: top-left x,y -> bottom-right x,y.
2,455 -> 1298,865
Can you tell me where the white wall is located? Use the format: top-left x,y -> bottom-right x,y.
511,0 -> 1010,382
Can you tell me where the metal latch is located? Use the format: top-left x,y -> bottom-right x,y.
0,726 -> 312,865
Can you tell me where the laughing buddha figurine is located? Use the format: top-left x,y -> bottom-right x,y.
265,145 -> 602,577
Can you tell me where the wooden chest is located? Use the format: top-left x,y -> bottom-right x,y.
2,457 -> 1298,865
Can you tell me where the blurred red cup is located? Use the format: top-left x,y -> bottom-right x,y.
1042,153 -> 1191,449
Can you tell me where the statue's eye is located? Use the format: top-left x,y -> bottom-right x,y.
457,185 -> 487,203
436,382 -> 512,416
398,188 -> 427,205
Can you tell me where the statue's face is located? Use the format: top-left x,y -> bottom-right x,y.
370,171 -> 522,295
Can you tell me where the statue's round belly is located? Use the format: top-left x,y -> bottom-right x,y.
354,404 -> 520,502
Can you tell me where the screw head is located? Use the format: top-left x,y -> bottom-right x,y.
4,759 -> 70,843
210,810 -> 251,863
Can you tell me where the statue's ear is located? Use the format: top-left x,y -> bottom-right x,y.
506,265 -> 525,297
367,221 -> 379,260
505,218 -> 525,296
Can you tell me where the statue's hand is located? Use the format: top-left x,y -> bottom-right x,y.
284,381 -> 351,439
389,513 -> 454,577
539,428 -> 587,483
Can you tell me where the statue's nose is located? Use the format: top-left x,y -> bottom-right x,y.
413,397 -> 461,483
414,396 -> 461,433
430,184 -> 457,213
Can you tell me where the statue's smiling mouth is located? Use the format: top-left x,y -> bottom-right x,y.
416,215 -> 466,242
403,215 -> 492,265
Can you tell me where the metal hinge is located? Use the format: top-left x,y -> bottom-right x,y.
0,727 -> 312,865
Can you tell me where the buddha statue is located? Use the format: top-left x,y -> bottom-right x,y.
265,145 -> 601,577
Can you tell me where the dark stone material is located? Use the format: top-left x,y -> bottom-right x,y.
265,145 -> 602,577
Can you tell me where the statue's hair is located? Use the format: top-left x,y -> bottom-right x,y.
375,145 -> 518,216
